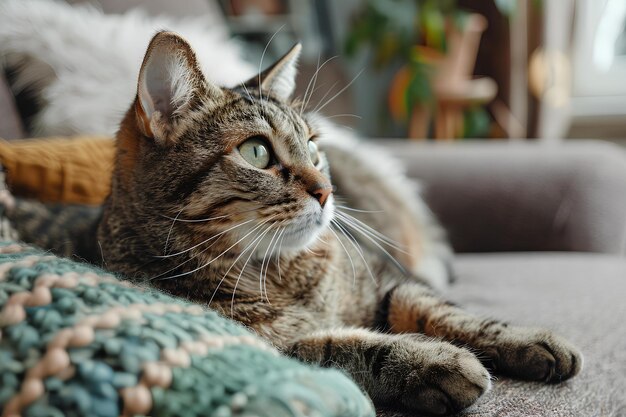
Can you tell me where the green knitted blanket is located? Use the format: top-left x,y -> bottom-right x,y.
0,241 -> 374,417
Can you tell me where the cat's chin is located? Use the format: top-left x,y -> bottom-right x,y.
251,197 -> 334,259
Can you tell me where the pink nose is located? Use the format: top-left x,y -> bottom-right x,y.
308,185 -> 332,208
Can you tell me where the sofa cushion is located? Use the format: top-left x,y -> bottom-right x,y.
0,136 -> 114,205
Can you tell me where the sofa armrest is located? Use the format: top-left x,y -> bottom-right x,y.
385,140 -> 626,255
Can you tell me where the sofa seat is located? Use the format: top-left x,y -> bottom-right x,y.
379,252 -> 625,417
449,252 -> 625,416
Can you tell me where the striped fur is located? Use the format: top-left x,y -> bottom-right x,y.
92,32 -> 582,416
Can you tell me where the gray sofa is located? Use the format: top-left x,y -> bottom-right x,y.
1,5 -> 625,416
383,142 -> 626,416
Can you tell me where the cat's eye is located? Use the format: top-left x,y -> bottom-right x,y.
239,137 -> 271,169
308,140 -> 319,165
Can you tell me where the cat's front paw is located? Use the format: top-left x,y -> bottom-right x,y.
485,328 -> 583,383
383,337 -> 491,416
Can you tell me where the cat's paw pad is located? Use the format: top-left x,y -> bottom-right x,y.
394,341 -> 491,416
490,329 -> 583,383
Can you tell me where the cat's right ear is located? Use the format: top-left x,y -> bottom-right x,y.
135,31 -> 223,145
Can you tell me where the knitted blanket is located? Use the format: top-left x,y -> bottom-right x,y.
0,241 -> 374,417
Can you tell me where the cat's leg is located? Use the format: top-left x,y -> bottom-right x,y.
289,327 -> 491,416
385,283 -> 583,383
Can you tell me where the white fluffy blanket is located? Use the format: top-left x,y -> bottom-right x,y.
0,0 -> 254,136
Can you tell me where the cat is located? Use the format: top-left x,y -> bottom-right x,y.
96,31 -> 583,415
8,31 -> 582,416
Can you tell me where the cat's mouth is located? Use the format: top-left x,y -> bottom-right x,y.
240,195 -> 334,259
278,195 -> 334,251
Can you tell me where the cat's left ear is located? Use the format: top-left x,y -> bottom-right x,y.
244,43 -> 301,101
136,31 -> 223,145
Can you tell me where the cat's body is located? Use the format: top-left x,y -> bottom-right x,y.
9,32 -> 582,416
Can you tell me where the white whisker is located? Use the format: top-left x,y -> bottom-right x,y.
150,229 -> 229,280
335,213 -> 408,274
230,220 -> 276,315
323,113 -> 363,120
154,219 -> 254,259
163,206 -> 185,254
309,81 -> 338,114
154,215 -> 277,281
327,225 -> 357,287
161,213 -> 228,223
335,210 -> 406,251
266,221 -> 287,295
208,219 -> 274,306
336,205 -> 384,214
332,219 -> 377,286
161,206 -> 259,223
240,81 -> 254,102
276,227 -> 287,282
300,51 -> 321,115
300,55 -> 338,115
258,24 -> 286,104
260,220 -> 285,303
313,69 -> 364,114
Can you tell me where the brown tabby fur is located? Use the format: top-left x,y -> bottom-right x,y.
97,32 -> 582,416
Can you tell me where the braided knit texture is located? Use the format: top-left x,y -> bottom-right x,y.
0,241 -> 374,417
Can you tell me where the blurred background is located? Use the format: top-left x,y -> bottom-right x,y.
3,3 -> 626,416
73,0 -> 625,143
4,0 -> 626,143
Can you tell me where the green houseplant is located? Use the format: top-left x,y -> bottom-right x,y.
345,0 -> 514,138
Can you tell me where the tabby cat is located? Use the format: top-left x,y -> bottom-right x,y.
92,32 -> 582,416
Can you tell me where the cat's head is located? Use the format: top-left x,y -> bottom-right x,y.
115,31 -> 334,258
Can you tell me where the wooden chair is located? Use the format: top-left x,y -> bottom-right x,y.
390,14 -> 497,139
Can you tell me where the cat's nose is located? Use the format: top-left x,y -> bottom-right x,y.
308,185 -> 332,208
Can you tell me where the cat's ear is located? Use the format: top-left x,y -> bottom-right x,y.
245,43 -> 301,101
135,31 -> 222,144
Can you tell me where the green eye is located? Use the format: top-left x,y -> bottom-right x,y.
308,140 -> 319,165
239,137 -> 271,169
